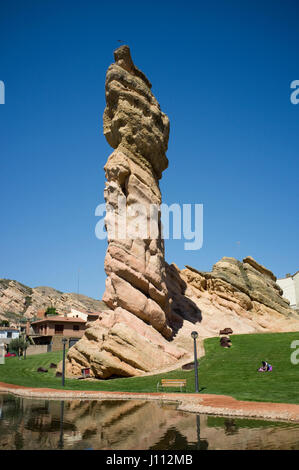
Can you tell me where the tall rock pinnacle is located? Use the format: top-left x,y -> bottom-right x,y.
102,45 -> 172,338
65,47 -> 185,379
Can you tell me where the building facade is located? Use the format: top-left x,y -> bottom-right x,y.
0,328 -> 20,353
277,271 -> 299,310
30,315 -> 86,351
0,327 -> 19,344
31,316 -> 86,337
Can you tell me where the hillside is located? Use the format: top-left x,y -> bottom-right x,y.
0,278 -> 108,323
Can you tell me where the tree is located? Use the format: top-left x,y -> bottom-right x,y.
9,337 -> 29,356
45,307 -> 58,316
0,320 -> 9,327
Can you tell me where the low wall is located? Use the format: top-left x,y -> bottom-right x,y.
27,336 -> 80,353
52,336 -> 65,351
26,345 -> 48,356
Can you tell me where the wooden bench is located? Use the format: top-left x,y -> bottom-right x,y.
157,379 -> 187,392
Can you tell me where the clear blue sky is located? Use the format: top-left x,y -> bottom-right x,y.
1,0 -> 298,299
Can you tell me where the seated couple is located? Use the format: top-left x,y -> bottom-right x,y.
257,361 -> 272,372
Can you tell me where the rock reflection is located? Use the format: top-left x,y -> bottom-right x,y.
223,418 -> 239,436
1,394 -> 299,450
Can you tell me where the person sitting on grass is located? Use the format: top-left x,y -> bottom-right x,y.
257,361 -> 272,372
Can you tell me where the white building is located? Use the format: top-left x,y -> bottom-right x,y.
67,308 -> 100,322
67,308 -> 89,321
277,271 -> 299,310
0,327 -> 20,346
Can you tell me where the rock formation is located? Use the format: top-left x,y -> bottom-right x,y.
66,46 -> 190,378
101,45 -> 172,339
65,46 -> 299,380
175,256 -> 299,336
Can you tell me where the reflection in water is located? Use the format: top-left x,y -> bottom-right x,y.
224,418 -> 239,436
1,393 -> 299,450
196,415 -> 203,450
58,401 -> 64,450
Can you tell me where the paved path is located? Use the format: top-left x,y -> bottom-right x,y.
1,381 -> 299,423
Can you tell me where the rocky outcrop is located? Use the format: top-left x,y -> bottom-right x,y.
67,308 -> 184,378
178,256 -> 299,336
198,256 -> 291,316
0,279 -> 33,321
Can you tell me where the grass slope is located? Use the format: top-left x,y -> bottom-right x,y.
1,332 -> 299,403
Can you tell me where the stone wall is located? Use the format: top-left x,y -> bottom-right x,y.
26,345 -> 48,356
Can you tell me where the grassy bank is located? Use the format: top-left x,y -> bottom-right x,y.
1,332 -> 299,403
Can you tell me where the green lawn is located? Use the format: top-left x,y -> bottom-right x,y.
1,332 -> 299,404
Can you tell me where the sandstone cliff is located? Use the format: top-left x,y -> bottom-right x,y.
170,256 -> 299,341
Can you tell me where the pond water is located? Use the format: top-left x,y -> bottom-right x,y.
1,393 -> 299,450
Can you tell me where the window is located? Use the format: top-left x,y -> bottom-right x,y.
55,324 -> 64,334
73,325 -> 79,331
7,332 -> 12,339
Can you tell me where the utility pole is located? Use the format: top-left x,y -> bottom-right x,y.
77,268 -> 80,295
62,338 -> 67,387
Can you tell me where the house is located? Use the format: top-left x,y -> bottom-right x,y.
30,315 -> 86,351
277,271 -> 299,310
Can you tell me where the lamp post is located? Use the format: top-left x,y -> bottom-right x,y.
23,333 -> 27,360
62,337 -> 68,387
191,331 -> 199,393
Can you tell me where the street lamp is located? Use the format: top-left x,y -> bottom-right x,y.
23,333 -> 27,360
61,337 -> 68,387
191,331 -> 199,393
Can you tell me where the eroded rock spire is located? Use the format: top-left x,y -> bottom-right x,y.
66,46 -> 184,379
103,45 -> 169,180
102,45 -> 172,338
